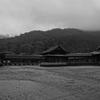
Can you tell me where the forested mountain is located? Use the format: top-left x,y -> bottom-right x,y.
0,28 -> 100,54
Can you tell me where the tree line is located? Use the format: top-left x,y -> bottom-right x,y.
0,28 -> 100,54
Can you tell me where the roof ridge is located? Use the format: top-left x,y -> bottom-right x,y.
41,45 -> 68,55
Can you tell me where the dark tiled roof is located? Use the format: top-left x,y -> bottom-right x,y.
5,55 -> 42,59
67,53 -> 92,57
41,45 -> 69,55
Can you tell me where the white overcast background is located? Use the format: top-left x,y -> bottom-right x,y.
0,0 -> 100,36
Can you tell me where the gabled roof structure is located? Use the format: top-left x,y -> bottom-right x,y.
96,46 -> 100,51
41,45 -> 69,55
91,51 -> 100,55
91,46 -> 100,55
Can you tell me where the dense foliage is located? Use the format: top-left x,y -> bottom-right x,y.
0,28 -> 100,54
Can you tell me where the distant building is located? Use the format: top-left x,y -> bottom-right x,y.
66,53 -> 93,65
40,45 -> 69,66
40,45 -> 100,66
5,54 -> 42,66
91,51 -> 100,65
0,46 -> 100,66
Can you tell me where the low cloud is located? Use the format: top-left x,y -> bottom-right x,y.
0,0 -> 100,35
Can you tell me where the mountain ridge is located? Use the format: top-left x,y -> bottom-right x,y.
0,28 -> 100,54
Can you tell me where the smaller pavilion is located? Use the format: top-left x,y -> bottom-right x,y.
91,47 -> 100,65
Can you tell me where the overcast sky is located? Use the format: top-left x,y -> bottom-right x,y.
0,0 -> 100,36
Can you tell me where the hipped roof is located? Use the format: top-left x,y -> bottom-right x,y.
41,45 -> 69,55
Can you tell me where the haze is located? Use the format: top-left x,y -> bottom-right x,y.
0,0 -> 100,36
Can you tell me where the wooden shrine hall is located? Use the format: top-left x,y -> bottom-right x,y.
40,45 -> 100,66
40,45 -> 69,66
0,45 -> 100,66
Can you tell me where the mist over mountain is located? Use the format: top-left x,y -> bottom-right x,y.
0,28 -> 100,54
0,34 -> 9,39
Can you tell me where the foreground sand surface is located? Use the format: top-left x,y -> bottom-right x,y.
0,66 -> 100,100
